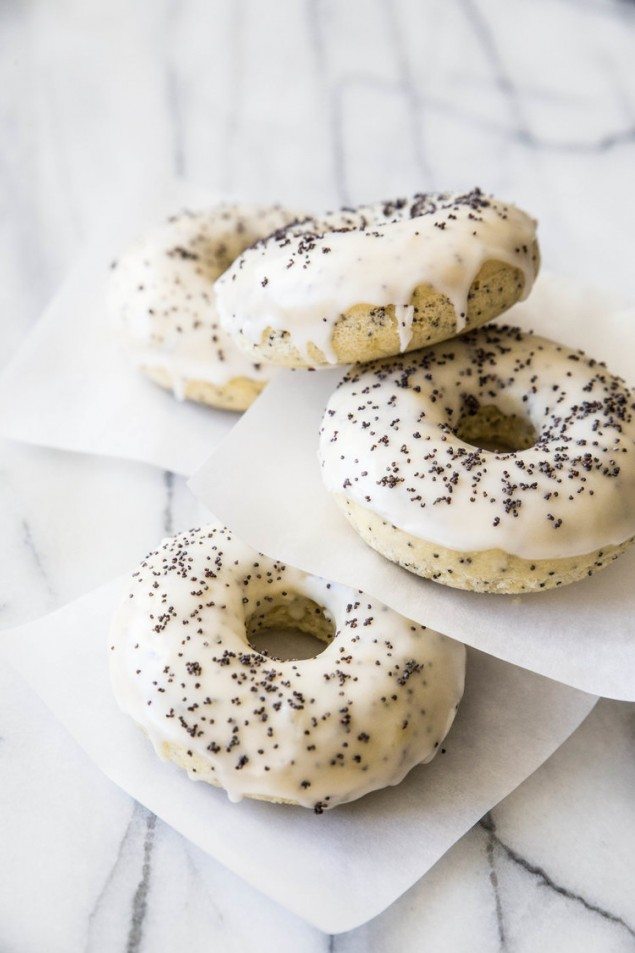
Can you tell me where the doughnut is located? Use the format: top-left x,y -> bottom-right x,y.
319,325 -> 635,594
215,189 -> 540,368
109,523 -> 466,811
109,204 -> 298,410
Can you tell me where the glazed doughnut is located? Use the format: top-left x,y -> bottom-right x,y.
319,325 -> 635,594
109,523 -> 465,811
109,204 -> 297,410
215,189 -> 539,368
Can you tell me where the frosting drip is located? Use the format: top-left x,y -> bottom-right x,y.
109,524 -> 465,811
319,325 -> 635,560
215,189 -> 538,362
108,204 -> 298,395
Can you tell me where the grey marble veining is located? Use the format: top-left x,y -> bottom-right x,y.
0,0 -> 634,950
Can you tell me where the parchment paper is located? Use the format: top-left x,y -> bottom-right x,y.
0,579 -> 595,933
189,277 -> 635,700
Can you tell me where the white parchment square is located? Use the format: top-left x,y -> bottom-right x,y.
189,277 -> 635,700
0,580 -> 595,933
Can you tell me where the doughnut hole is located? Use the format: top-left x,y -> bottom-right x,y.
455,403 -> 538,453
245,594 -> 335,660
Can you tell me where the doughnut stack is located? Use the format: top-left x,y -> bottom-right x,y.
211,187 -> 634,594
110,188 -> 635,594
110,188 -> 635,809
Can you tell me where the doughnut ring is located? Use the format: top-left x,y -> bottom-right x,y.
109,523 -> 466,811
215,189 -> 539,368
109,204 -> 297,410
319,325 -> 635,594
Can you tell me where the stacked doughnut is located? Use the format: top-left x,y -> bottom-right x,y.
214,187 -> 635,594
110,187 -> 635,809
215,188 -> 539,366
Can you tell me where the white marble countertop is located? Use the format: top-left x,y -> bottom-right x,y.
0,1 -> 634,950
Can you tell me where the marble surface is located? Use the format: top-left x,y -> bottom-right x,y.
0,0 -> 634,950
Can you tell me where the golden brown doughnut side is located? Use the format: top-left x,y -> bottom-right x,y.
234,244 -> 539,368
336,495 -> 633,595
142,365 -> 266,411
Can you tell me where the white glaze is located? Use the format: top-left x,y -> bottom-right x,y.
108,204 -> 298,396
319,325 -> 635,560
215,190 -> 538,362
109,523 -> 466,811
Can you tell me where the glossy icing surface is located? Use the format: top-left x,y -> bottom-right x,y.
110,524 -> 466,811
319,325 -> 635,559
215,190 -> 538,362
